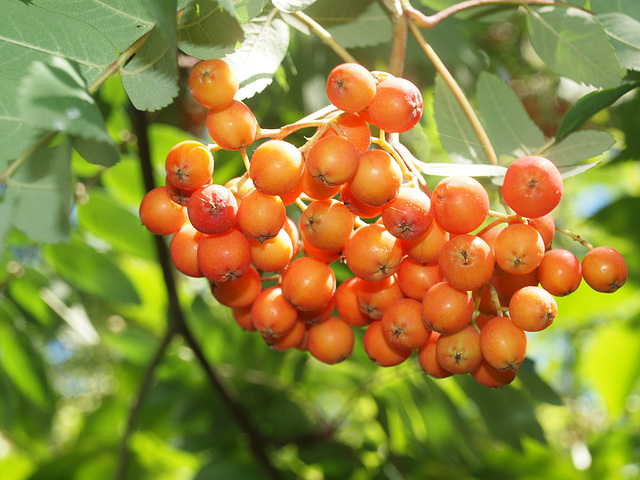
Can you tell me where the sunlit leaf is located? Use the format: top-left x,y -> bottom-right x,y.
0,75 -> 39,164
273,0 -> 318,13
222,15 -> 290,99
527,7 -> 622,88
477,72 -> 546,161
556,80 -> 640,141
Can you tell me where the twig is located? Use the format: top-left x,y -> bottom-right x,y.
291,11 -> 358,64
402,0 -> 591,28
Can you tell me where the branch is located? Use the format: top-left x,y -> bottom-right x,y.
402,0 -> 591,28
127,105 -> 284,480
115,325 -> 177,480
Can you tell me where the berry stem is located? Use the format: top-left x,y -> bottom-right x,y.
555,226 -> 594,250
408,20 -> 499,166
241,147 -> 251,172
484,282 -> 506,317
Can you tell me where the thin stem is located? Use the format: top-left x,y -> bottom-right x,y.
403,0 -> 591,28
0,131 -> 58,184
555,226 -> 594,250
292,11 -> 358,64
383,0 -> 409,77
408,21 -> 499,166
88,32 -> 150,94
484,282 -> 506,316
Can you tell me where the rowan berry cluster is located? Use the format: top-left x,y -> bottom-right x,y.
139,59 -> 628,388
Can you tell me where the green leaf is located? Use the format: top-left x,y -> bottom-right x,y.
121,0 -> 179,111
517,358 -> 563,406
177,0 -> 244,59
591,0 -> 640,22
558,161 -> 600,178
272,0 -> 318,13
0,304 -> 49,408
18,57 -> 119,166
234,0 -> 270,23
306,0 -> 392,48
4,141 -> 73,245
0,75 -> 39,164
222,15 -> 290,99
31,0 -> 155,51
556,80 -> 640,140
547,130 -> 615,166
578,320 -> 640,418
597,13 -> 640,71
77,189 -> 156,259
476,72 -> 546,161
43,239 -> 141,304
457,375 -> 546,451
527,7 -> 622,88
0,1 -> 117,83
433,74 -> 490,164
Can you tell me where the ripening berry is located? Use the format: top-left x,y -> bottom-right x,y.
188,58 -> 238,111
502,155 -> 564,218
581,246 -> 627,293
326,63 -> 377,113
431,176 -> 490,234
367,77 -> 423,133
139,186 -> 188,236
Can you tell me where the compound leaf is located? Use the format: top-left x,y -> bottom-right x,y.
177,0 -> 244,59
527,7 -> 622,88
477,72 -> 546,162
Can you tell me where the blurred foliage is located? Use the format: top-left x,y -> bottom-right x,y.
1,1 -> 640,479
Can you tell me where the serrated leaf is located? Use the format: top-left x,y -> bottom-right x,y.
434,74 -> 490,164
558,161 -> 600,178
272,0 -> 318,13
527,7 -> 622,88
547,130 -> 615,166
4,141 -> 73,244
121,0 -> 179,111
43,240 -> 141,304
598,13 -> 640,72
0,305 -> 49,408
31,0 -> 155,51
412,160 -> 507,178
476,72 -> 546,161
306,0 -> 391,48
0,1 -> 116,83
177,0 -> 244,59
591,0 -> 640,22
18,57 -> 119,166
234,0 -> 270,23
222,15 -> 290,99
556,80 -> 640,140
